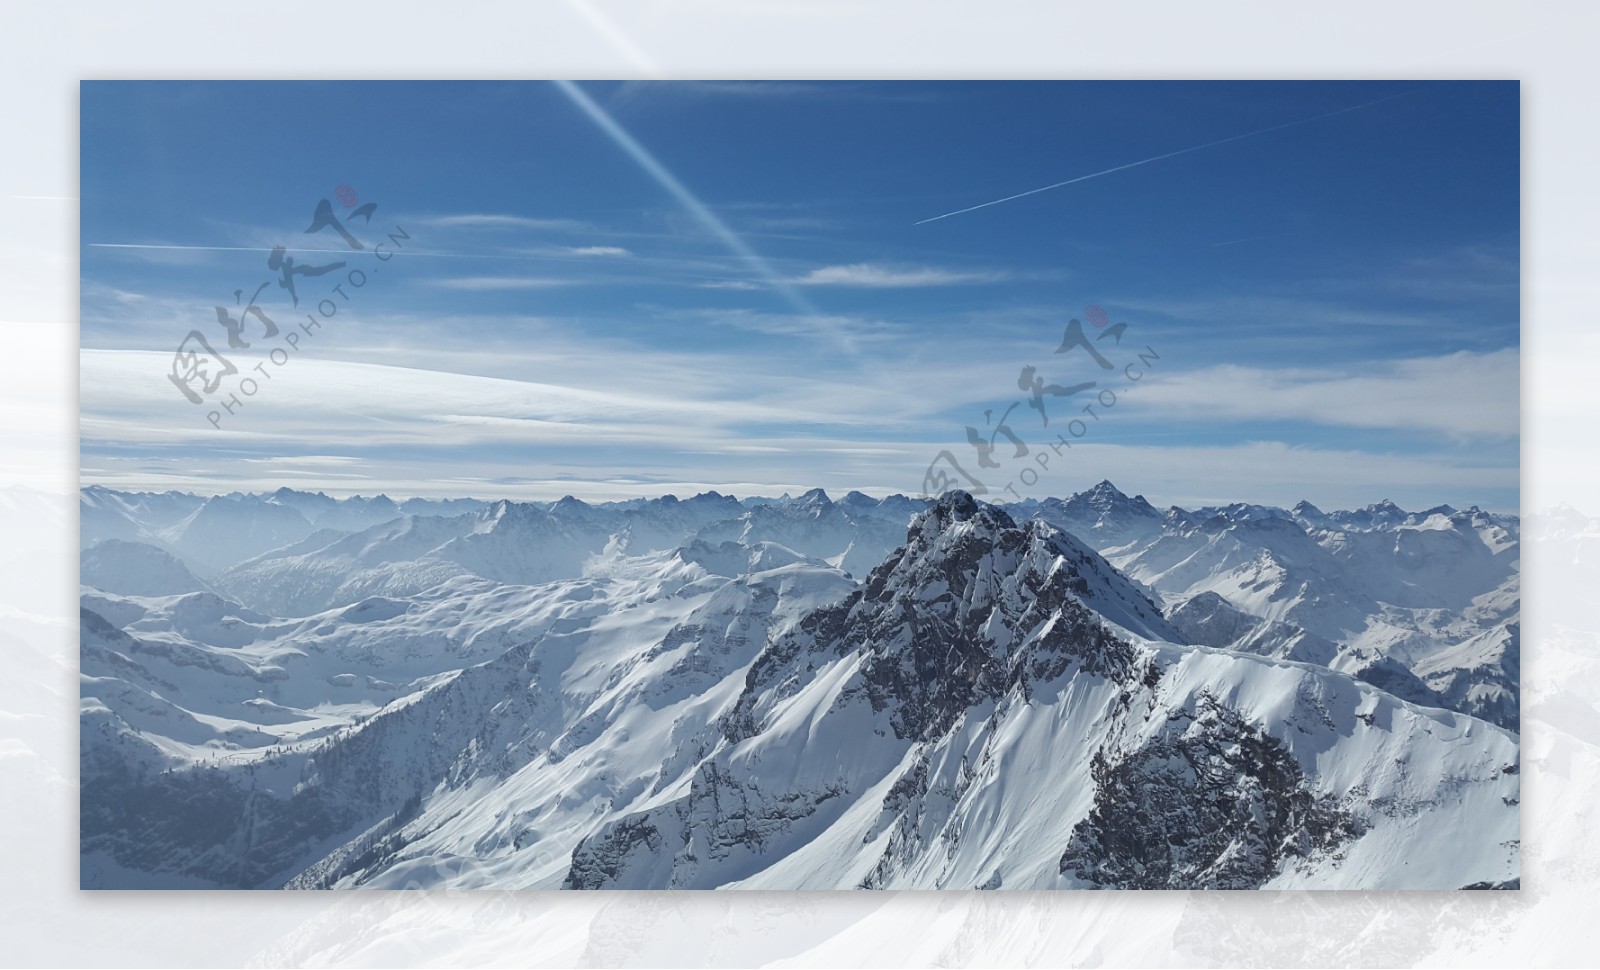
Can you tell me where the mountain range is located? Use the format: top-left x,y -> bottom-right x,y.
78,481 -> 1520,889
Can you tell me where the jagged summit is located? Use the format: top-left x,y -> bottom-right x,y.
1078,479 -> 1128,505
913,488 -> 1012,533
723,490 -> 1177,754
891,490 -> 1175,644
1061,479 -> 1159,517
1360,498 -> 1407,518
1029,480 -> 1161,546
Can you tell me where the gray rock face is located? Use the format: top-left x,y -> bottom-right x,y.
1060,694 -> 1365,889
724,492 -> 1172,745
564,761 -> 848,890
1348,654 -> 1444,710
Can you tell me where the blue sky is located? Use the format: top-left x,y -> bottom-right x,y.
79,80 -> 1520,511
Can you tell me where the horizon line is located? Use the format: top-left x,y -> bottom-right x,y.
73,479 -> 1520,518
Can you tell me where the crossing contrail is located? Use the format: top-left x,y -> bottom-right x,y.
913,87 -> 1429,226
551,80 -> 820,319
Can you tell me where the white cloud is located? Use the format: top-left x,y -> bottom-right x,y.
1113,294 -> 1446,331
425,277 -> 578,290
419,214 -> 591,232
239,455 -> 364,466
78,347 -> 927,453
741,215 -> 838,232
80,343 -> 1517,512
684,307 -> 907,344
564,245 -> 630,257
792,263 -> 1011,288
1132,349 -> 1519,438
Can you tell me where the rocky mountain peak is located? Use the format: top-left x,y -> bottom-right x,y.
1290,499 -> 1330,528
910,489 -> 1013,537
796,487 -> 832,508
1060,479 -> 1158,522
726,493 -> 1178,744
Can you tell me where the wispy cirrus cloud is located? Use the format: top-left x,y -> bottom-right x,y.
1113,294 -> 1444,331
739,215 -> 839,232
792,262 -> 1013,288
424,277 -> 579,291
76,345 -> 1518,509
680,306 -> 909,344
1379,241 -> 1521,302
1134,349 -> 1519,438
418,213 -> 593,232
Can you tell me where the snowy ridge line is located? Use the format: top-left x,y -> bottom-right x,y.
79,484 -> 1519,889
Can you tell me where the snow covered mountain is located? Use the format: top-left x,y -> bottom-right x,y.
569,494 -> 1513,890
1025,481 -> 1520,730
80,540 -> 213,598
78,484 -> 1519,890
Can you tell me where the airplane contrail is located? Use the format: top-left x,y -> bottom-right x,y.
913,87 -> 1430,226
551,80 -> 857,350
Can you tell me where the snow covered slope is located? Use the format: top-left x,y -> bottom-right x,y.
1027,481 -> 1520,730
79,487 -> 1517,890
81,540 -> 213,598
569,493 -> 1515,890
210,491 -> 920,618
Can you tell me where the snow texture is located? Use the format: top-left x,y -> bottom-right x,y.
79,483 -> 1519,890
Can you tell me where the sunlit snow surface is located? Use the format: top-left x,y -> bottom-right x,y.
77,483 -> 1519,889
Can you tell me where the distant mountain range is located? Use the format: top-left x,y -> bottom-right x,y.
79,482 -> 1520,889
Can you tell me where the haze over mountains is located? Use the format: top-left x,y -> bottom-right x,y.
79,480 -> 1520,889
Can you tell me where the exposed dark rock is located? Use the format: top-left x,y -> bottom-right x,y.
1060,694 -> 1364,889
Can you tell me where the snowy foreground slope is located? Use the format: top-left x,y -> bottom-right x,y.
79,485 -> 1519,889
